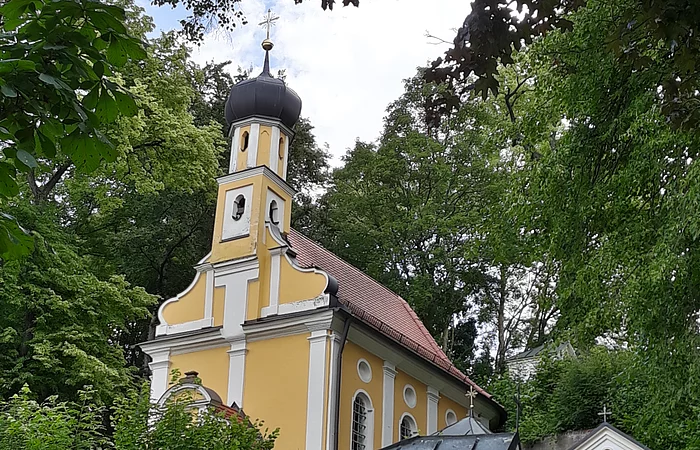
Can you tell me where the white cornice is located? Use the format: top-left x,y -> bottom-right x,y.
217,166 -> 296,198
140,328 -> 227,356
243,309 -> 334,342
228,116 -> 295,139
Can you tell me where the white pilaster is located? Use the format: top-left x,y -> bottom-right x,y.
229,127 -> 240,173
325,333 -> 342,450
204,269 -> 214,320
281,133 -> 290,179
382,361 -> 397,446
306,330 -> 328,450
148,350 -> 171,402
215,263 -> 259,339
247,123 -> 260,168
427,386 -> 440,434
269,126 -> 281,172
261,248 -> 284,317
227,339 -> 247,407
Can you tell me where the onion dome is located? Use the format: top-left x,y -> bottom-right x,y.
224,39 -> 302,131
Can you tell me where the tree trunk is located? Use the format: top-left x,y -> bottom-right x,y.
495,264 -> 507,373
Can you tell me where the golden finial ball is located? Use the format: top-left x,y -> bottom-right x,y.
262,39 -> 274,51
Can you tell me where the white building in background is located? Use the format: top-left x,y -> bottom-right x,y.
506,341 -> 576,380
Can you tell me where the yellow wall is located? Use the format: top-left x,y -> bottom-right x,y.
438,394 -> 468,430
244,333 -> 311,450
235,125 -> 252,170
394,369 -> 427,440
210,178 -> 261,263
275,131 -> 289,179
161,272 -> 206,325
338,342 -> 384,450
169,346 -> 230,402
278,257 -> 327,304
256,126 -> 272,167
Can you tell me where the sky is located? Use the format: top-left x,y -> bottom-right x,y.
137,0 -> 471,165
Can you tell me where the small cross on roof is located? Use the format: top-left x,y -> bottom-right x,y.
258,9 -> 279,40
598,404 -> 612,422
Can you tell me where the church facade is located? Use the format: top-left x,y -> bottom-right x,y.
139,30 -> 506,450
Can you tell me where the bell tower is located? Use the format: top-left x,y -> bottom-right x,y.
210,10 -> 302,264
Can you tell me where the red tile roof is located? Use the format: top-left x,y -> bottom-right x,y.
287,229 -> 490,398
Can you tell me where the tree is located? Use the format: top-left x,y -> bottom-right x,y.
425,0 -> 700,131
0,199 -> 154,403
0,383 -> 278,449
0,0 -> 147,258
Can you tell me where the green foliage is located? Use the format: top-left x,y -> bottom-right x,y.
113,385 -> 278,450
0,200 -> 155,403
0,0 -> 148,257
0,385 -> 109,450
0,384 -> 278,449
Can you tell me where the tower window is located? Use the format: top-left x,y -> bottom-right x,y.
400,415 -> 417,440
232,195 -> 246,221
278,137 -> 284,159
241,131 -> 249,152
352,395 -> 368,450
269,200 -> 279,225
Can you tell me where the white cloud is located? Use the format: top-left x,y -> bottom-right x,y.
169,0 -> 471,165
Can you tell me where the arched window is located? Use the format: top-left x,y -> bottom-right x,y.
241,131 -> 249,151
278,137 -> 285,159
351,391 -> 373,450
445,409 -> 457,426
232,194 -> 245,221
269,200 -> 279,225
400,414 -> 417,440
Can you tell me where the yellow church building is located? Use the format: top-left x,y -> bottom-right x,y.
139,24 -> 506,450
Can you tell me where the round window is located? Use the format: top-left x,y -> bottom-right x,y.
445,410 -> 457,426
403,385 -> 417,408
357,359 -> 372,383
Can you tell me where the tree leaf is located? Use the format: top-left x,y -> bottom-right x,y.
38,73 -> 73,92
94,90 -> 118,122
1,84 -> 17,97
15,149 -> 37,168
106,38 -> 127,67
113,90 -> 137,116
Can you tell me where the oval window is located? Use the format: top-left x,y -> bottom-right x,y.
403,385 -> 417,408
357,359 -> 372,383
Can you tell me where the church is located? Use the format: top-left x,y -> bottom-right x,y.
139,14 -> 507,450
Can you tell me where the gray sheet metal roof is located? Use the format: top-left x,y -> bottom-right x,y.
438,416 -> 492,436
380,433 -> 520,450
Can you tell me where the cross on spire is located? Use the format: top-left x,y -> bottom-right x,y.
466,386 -> 478,416
598,404 -> 612,423
258,9 -> 279,41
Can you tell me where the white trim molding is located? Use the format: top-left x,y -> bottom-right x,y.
227,339 -> 247,407
229,127 -> 240,173
218,166 -> 296,198
445,409 -> 457,426
215,263 -> 259,340
156,269 -> 213,336
381,361 -> 397,447
325,332 -> 342,450
305,330 -> 328,450
261,247 -> 286,317
243,309 -> 334,342
269,126 -> 281,172
351,389 -> 375,450
426,386 -> 440,434
148,350 -> 171,402
228,117 -> 295,139
281,131 -> 290,180
399,412 -> 419,439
